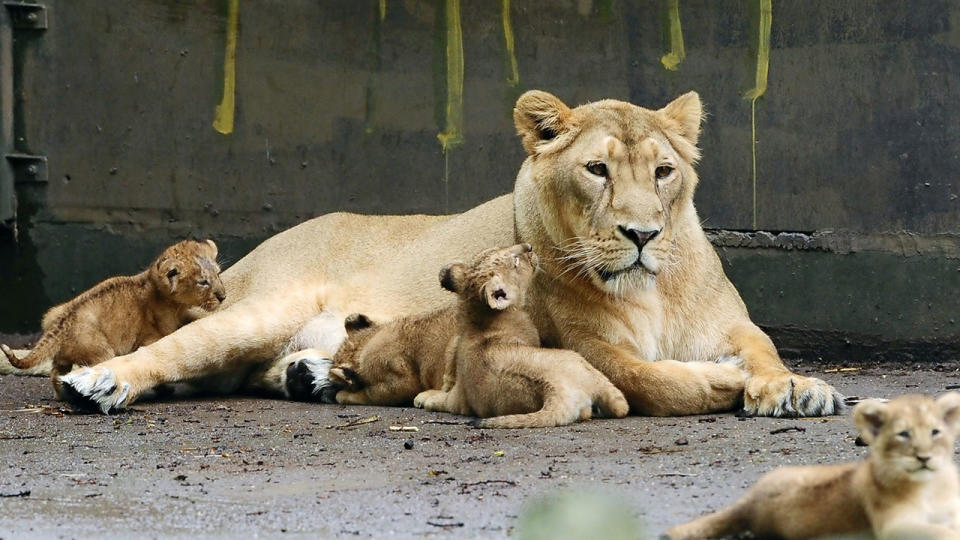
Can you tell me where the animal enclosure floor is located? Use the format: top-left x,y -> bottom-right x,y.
1,360 -> 958,539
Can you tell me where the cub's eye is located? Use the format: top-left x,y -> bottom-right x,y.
932,428 -> 941,437
655,165 -> 674,180
585,161 -> 608,178
897,430 -> 911,439
198,279 -> 210,287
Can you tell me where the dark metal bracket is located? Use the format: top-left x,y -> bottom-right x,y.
3,2 -> 47,30
6,153 -> 47,184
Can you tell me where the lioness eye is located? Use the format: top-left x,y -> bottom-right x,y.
585,161 -> 608,178
932,428 -> 941,436
897,430 -> 910,439
655,165 -> 674,180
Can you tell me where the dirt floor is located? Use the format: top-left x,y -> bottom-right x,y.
1,359 -> 959,539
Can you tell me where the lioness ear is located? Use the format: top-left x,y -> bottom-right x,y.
483,276 -> 513,310
514,90 -> 573,155
853,399 -> 889,445
658,91 -> 703,147
937,392 -> 960,432
439,263 -> 466,294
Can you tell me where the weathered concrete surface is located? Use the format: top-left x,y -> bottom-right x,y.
2,359 -> 959,539
2,0 -> 960,351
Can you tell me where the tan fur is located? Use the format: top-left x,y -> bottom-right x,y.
328,309 -> 457,407
412,243 -> 628,428
0,239 -> 225,398
666,393 -> 960,540
55,90 -> 840,418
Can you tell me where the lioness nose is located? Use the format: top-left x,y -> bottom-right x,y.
917,455 -> 931,463
215,291 -> 226,302
619,226 -> 660,251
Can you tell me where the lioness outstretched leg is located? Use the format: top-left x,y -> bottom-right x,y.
576,337 -> 745,416
59,293 -> 321,413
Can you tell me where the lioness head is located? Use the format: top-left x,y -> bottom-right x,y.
512,90 -> 703,296
440,243 -> 538,311
853,393 -> 960,481
151,239 -> 226,311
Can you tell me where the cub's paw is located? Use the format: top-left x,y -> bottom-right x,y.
328,365 -> 361,390
59,367 -> 131,414
743,372 -> 844,417
284,349 -> 337,403
413,390 -> 447,411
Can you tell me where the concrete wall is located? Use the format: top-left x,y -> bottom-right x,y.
1,0 -> 958,360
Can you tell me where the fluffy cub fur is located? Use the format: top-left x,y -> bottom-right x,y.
665,393 -> 960,540
413,243 -> 629,428
1,239 -> 225,399
328,310 -> 458,406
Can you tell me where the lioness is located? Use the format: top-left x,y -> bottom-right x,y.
411,243 -> 628,428
1,239 -> 225,400
58,90 -> 842,418
665,393 -> 960,540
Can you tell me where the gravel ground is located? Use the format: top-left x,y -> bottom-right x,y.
1,359 -> 959,539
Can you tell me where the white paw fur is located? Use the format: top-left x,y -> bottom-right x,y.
59,367 -> 131,414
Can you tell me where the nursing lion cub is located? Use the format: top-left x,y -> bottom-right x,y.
665,393 -> 960,540
413,243 -> 629,428
322,309 -> 457,407
1,239 -> 225,399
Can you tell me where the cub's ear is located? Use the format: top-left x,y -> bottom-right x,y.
344,313 -> 374,332
483,276 -> 514,311
439,263 -> 467,294
658,91 -> 703,148
158,259 -> 181,293
513,90 -> 574,155
853,399 -> 889,445
936,392 -> 960,432
205,239 -> 218,257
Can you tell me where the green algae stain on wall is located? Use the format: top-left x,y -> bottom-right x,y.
502,0 -> 520,87
660,0 -> 685,71
437,0 -> 464,153
745,0 -> 772,229
212,0 -> 239,135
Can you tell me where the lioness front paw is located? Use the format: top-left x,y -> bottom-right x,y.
743,372 -> 844,417
283,349 -> 337,403
60,367 -> 131,414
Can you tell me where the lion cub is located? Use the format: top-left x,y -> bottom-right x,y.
412,243 -> 629,428
0,239 -> 226,399
325,309 -> 458,407
665,393 -> 960,540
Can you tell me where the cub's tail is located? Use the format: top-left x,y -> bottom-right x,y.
476,388 -> 591,429
1,331 -> 60,372
0,343 -> 53,376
